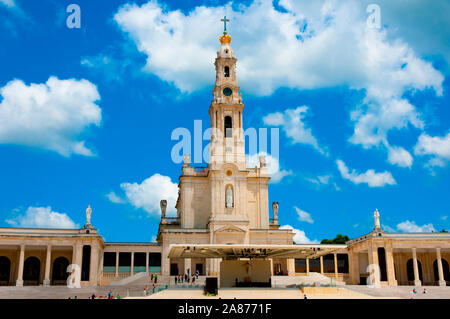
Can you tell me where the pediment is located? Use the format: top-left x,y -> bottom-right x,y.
215,225 -> 246,233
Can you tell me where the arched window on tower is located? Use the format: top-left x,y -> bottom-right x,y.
225,116 -> 232,138
224,66 -> 230,77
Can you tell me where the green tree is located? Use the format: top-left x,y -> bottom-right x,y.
440,229 -> 448,233
320,234 -> 350,244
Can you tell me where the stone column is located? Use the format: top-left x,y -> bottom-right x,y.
98,250 -> 104,279
320,256 -> 324,274
184,258 -> 191,277
306,258 -> 310,275
89,245 -> 99,286
352,251 -> 360,285
16,244 -> 25,286
368,244 -> 380,285
161,243 -> 170,276
130,252 -> 134,276
385,245 -> 397,286
269,258 -> 273,276
412,248 -> 421,286
348,250 -> 356,284
43,244 -> 52,286
115,251 -> 119,277
287,258 -> 295,276
145,252 -> 149,273
436,248 -> 446,286
72,243 -> 82,283
334,253 -> 338,279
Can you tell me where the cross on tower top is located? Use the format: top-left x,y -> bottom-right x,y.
221,16 -> 230,33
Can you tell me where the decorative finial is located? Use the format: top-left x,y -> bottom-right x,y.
219,16 -> 231,44
86,205 -> 92,225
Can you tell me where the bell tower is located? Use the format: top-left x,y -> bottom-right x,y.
209,19 -> 246,170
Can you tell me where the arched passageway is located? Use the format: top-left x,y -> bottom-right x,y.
0,257 -> 11,285
52,257 -> 69,285
23,257 -> 40,286
406,259 -> 423,283
433,259 -> 450,284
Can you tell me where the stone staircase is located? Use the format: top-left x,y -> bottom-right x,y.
271,272 -> 346,288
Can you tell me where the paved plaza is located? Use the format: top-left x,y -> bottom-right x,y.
0,285 -> 449,299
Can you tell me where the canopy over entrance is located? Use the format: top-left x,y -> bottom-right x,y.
168,244 -> 346,259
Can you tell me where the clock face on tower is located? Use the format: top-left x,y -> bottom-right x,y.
223,87 -> 232,96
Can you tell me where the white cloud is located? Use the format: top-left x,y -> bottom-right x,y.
374,0 -> 450,71
246,152 -> 292,183
0,77 -> 101,156
387,146 -> 413,168
336,159 -> 396,187
106,191 -> 126,204
113,1 -> 441,93
396,220 -> 436,233
294,206 -> 313,224
120,173 -> 178,217
381,224 -> 396,233
0,0 -> 15,8
279,225 -> 319,244
6,206 -> 78,229
304,174 -> 340,191
263,106 -> 326,154
113,0 -> 443,167
414,132 -> 450,167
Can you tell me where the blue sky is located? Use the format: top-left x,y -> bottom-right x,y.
0,0 -> 449,243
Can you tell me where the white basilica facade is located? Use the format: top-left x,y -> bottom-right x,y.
0,29 -> 449,289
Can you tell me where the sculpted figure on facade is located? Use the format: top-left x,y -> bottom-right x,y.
259,155 -> 267,168
374,208 -> 380,229
160,200 -> 167,219
272,201 -> 279,222
86,205 -> 92,225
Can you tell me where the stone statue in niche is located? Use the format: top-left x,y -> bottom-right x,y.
226,186 -> 233,208
160,200 -> 167,219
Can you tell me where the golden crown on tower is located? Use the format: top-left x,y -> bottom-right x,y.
219,32 -> 232,44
